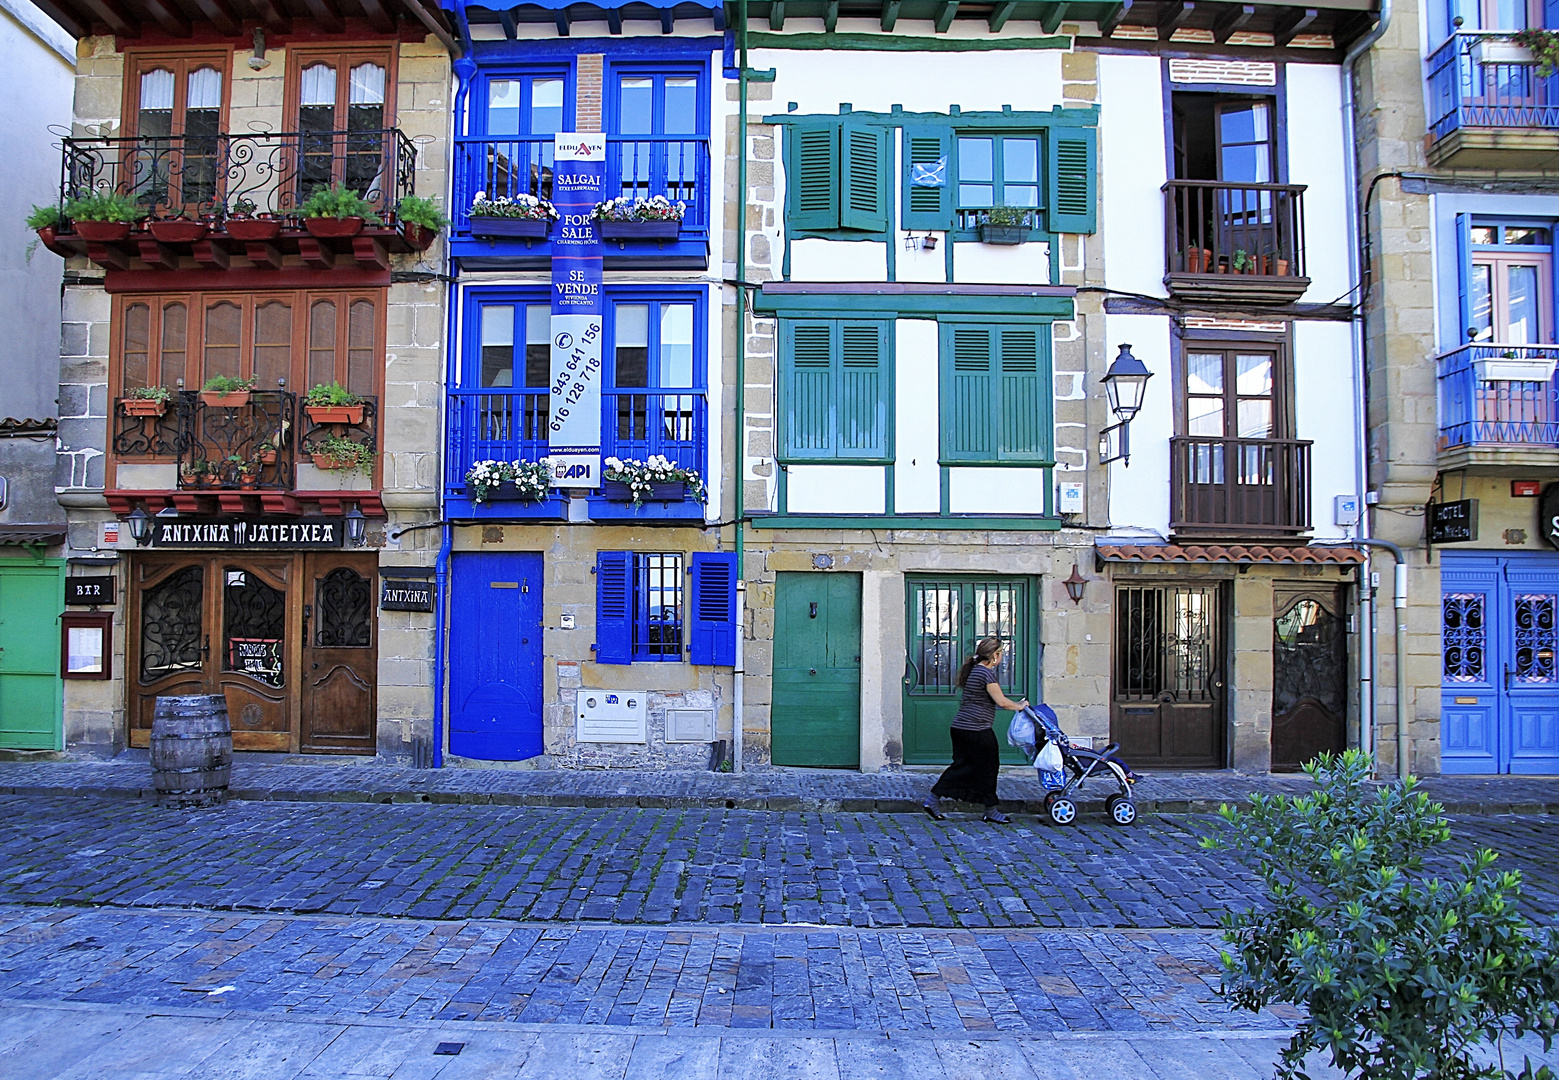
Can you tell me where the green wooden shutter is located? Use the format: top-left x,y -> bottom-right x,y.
789,124 -> 839,231
942,325 -> 996,462
783,320 -> 835,458
997,326 -> 1051,462
839,123 -> 888,232
901,126 -> 953,231
837,321 -> 887,458
1046,128 -> 1097,235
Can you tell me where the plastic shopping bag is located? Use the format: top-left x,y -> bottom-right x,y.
1036,739 -> 1066,790
1006,708 -> 1037,759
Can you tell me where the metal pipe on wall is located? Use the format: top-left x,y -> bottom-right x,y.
731,0 -> 750,774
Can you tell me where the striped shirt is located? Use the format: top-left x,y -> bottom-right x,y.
951,665 -> 998,731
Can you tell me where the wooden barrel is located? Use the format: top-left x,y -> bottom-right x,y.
151,695 -> 233,809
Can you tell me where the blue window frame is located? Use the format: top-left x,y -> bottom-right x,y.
1456,215 -> 1556,344
605,60 -> 708,217
468,67 -> 572,203
595,549 -> 737,665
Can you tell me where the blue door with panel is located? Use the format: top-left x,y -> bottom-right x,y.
449,552 -> 544,761
1441,552 -> 1559,774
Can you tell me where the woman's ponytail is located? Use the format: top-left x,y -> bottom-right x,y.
955,636 -> 1004,690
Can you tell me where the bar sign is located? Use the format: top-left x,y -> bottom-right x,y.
380,577 -> 434,612
65,576 -> 115,605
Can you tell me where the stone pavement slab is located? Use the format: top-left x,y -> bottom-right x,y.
1,756 -> 1556,816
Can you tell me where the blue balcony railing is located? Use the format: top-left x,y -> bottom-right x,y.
1437,342 -> 1559,447
445,389 -> 708,496
1428,32 -> 1559,142
450,135 -> 711,239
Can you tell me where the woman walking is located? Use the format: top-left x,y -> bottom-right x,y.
923,636 -> 1027,824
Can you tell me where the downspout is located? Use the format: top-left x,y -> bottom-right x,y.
1340,0 -> 1391,772
732,0 -> 749,774
1320,538 -> 1408,776
433,521 -> 452,767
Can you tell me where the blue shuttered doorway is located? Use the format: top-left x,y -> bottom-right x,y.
449,552 -> 544,761
1441,551 -> 1559,774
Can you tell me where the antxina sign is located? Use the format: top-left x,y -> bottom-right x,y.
548,133 -> 606,489
150,517 -> 345,549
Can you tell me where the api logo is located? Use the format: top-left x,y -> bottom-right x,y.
552,461 -> 593,480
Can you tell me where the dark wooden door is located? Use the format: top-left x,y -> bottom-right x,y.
1271,587 -> 1348,772
300,553 -> 377,754
1111,582 -> 1225,768
772,572 -> 861,768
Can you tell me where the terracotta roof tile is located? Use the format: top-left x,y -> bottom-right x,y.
1096,543 -> 1365,566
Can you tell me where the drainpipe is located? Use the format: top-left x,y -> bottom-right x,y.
1319,537 -> 1408,776
1339,0 -> 1392,773
432,521 -> 452,767
731,0 -> 750,774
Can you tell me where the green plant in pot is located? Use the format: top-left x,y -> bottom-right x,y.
199,374 -> 257,408
1513,29 -> 1559,77
395,195 -> 449,250
180,458 -> 211,486
979,206 -> 1032,245
300,183 -> 381,240
304,381 -> 366,425
310,434 -> 375,474
63,191 -> 145,243
26,205 -> 65,262
121,385 -> 173,417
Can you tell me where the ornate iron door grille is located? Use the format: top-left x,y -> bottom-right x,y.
1115,584 -> 1221,704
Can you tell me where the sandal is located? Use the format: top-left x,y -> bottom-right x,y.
922,797 -> 946,821
983,809 -> 1011,824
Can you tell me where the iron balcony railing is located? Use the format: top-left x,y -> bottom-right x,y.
1163,180 -> 1307,278
59,129 -> 416,222
451,135 -> 711,235
445,389 -> 707,494
1436,342 -> 1559,447
1169,436 -> 1313,536
1428,31 -> 1559,141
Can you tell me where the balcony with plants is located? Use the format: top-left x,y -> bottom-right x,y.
1436,341 -> 1559,467
1427,30 -> 1559,168
29,130 -> 449,276
1162,181 -> 1310,304
448,136 -> 711,269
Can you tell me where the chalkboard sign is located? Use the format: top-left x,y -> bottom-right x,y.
65,576 -> 115,606
382,577 -> 435,612
1428,499 -> 1479,544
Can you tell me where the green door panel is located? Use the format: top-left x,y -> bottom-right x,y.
772,572 -> 861,768
902,575 -> 1037,766
0,563 -> 64,750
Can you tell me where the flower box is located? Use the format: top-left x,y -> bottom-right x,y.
305,404 -> 365,425
1473,357 -> 1559,383
200,391 -> 251,409
602,480 -> 687,503
75,220 -> 132,243
120,397 -> 167,417
979,224 -> 1028,246
1474,39 -> 1534,66
225,217 -> 282,242
149,219 -> 209,243
305,216 -> 364,240
311,451 -> 353,470
471,481 -> 548,503
469,217 -> 551,240
402,222 -> 438,250
598,220 -> 681,243
256,449 -> 278,464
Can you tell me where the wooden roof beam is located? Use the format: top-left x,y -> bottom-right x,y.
1213,2 -> 1253,41
1157,0 -> 1192,39
559,6 -> 573,33
880,0 -> 899,29
359,0 -> 398,33
1098,0 -> 1131,35
988,0 -> 1016,30
1273,5 -> 1318,44
658,6 -> 671,31
252,0 -> 291,31
187,0 -> 240,34
30,0 -> 88,37
301,0 -> 344,32
76,0 -> 137,37
143,0 -> 192,35
768,0 -> 784,28
1039,1 -> 1069,33
934,0 -> 957,31
605,6 -> 621,31
394,0 -> 459,55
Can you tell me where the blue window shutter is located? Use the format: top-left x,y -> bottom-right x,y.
901,126 -> 954,231
839,123 -> 889,232
1046,128 -> 1097,235
595,550 -> 633,664
688,551 -> 738,666
782,320 -> 836,458
838,321 -> 887,458
941,324 -> 996,462
789,124 -> 840,231
1456,212 -> 1473,342
1547,0 -> 1559,29
997,327 -> 1051,462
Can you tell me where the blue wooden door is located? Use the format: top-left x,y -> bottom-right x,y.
449,552 -> 543,761
1441,552 -> 1559,774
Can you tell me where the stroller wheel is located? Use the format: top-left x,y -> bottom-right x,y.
1046,796 -> 1077,826
1106,794 -> 1137,826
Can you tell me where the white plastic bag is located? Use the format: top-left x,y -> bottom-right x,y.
1006,708 -> 1036,756
1036,740 -> 1064,774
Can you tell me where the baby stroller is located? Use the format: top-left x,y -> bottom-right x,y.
1007,704 -> 1143,827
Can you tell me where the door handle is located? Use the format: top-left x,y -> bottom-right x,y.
202,633 -> 210,660
809,667 -> 817,675
809,603 -> 818,619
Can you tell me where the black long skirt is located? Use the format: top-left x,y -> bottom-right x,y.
931,727 -> 1001,808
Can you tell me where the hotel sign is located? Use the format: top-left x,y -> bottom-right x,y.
150,517 -> 345,549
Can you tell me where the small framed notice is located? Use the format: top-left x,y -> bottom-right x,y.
60,611 -> 112,680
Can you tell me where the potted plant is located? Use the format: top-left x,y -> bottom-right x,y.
199,374 -> 256,409
63,191 -> 145,243
978,206 -> 1032,245
1232,248 -> 1255,274
310,434 -> 374,473
1185,246 -> 1213,273
255,439 -> 278,465
304,381 -> 365,425
120,385 -> 172,417
467,190 -> 559,241
27,204 -> 64,249
464,459 -> 553,504
591,195 -> 685,243
300,183 -> 380,240
601,455 -> 708,506
180,458 -> 210,487
224,196 -> 282,242
149,212 -> 209,244
395,195 -> 450,251
235,457 -> 259,489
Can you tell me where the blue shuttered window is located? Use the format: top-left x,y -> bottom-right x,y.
780,319 -> 891,461
594,550 -> 633,664
688,551 -> 738,666
939,323 -> 1053,464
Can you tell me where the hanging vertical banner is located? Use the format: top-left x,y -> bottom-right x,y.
548,133 -> 607,488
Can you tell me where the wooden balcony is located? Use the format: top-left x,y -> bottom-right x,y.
1162,181 -> 1311,305
1169,436 -> 1312,540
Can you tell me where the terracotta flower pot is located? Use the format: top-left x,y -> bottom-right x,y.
304,216 -> 365,240
200,391 -> 251,409
305,404 -> 365,425
1186,247 -> 1213,273
149,219 -> 209,243
75,220 -> 132,243
401,222 -> 438,250
256,449 -> 277,464
225,217 -> 282,242
311,451 -> 357,470
120,397 -> 168,417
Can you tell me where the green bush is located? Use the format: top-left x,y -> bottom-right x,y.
27,205 -> 63,230
200,374 -> 256,394
395,195 -> 450,231
300,183 -> 381,224
63,191 -> 145,223
1203,750 -> 1559,1080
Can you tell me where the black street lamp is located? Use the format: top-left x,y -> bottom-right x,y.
1098,343 -> 1154,466
344,505 -> 366,547
126,506 -> 151,547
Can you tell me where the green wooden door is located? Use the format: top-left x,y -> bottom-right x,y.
772,572 -> 861,768
902,575 -> 1037,765
0,562 -> 64,750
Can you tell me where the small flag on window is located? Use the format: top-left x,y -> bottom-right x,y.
911,158 -> 947,187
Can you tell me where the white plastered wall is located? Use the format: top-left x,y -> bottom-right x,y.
1098,53 -> 1167,300
1293,319 -> 1359,539
1103,314 -> 1174,536
1284,64 -> 1351,305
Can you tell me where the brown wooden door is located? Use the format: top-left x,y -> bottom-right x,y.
299,553 -> 377,754
1111,582 -> 1225,768
1271,586 -> 1348,772
129,558 -> 210,745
